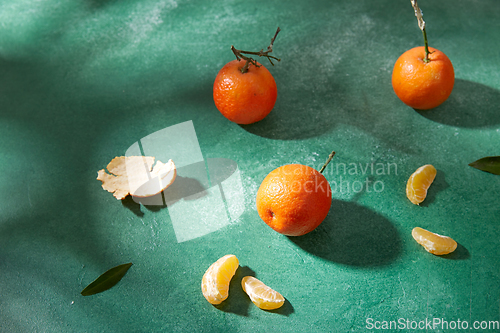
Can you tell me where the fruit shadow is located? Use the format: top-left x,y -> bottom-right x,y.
419,169 -> 449,207
289,200 -> 402,267
236,63 -> 420,156
441,242 -> 470,260
121,175 -> 208,216
215,266 -> 254,316
215,266 -> 294,316
85,0 -> 117,9
416,79 -> 500,128
237,81 -> 339,141
266,298 -> 294,316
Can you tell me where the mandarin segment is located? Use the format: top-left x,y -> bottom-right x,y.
241,276 -> 285,310
412,227 -> 457,255
406,164 -> 437,205
201,254 -> 239,305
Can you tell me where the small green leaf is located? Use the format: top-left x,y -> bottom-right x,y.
469,156 -> 500,175
81,263 -> 133,296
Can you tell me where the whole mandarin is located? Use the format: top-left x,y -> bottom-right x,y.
213,59 -> 277,124
256,164 -> 332,236
392,46 -> 454,110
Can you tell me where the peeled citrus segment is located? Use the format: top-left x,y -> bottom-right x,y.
412,227 -> 457,255
201,254 -> 239,305
97,156 -> 176,200
241,276 -> 285,310
406,164 -> 437,205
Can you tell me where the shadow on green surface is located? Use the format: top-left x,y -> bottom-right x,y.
239,100 -> 336,141
237,56 -> 421,156
417,79 -> 500,128
214,266 -> 295,316
237,72 -> 341,141
121,173 -> 209,216
214,266 -> 254,316
289,200 -> 401,267
265,298 -> 294,316
85,0 -> 119,8
122,196 -> 145,216
442,242 -> 470,260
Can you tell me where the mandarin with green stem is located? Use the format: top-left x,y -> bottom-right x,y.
256,152 -> 335,236
392,0 -> 454,110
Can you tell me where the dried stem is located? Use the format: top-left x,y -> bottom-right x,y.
231,27 -> 282,73
411,0 -> 431,62
319,151 -> 336,174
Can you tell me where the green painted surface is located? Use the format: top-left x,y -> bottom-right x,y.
1,0 -> 499,332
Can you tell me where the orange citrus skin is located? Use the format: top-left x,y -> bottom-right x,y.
256,164 -> 332,236
392,46 -> 455,110
213,59 -> 277,124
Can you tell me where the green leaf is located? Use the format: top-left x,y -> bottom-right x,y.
469,156 -> 500,175
81,263 -> 133,296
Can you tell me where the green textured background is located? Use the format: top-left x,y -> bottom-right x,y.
1,0 -> 499,332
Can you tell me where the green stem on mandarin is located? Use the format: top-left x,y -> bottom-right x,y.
231,27 -> 281,74
422,27 -> 430,63
319,151 -> 336,174
411,0 -> 431,63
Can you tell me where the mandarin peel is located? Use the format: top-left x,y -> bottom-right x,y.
97,156 -> 176,200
